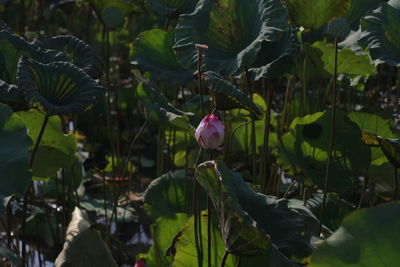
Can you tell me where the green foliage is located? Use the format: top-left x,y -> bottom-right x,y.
147,0 -> 198,17
284,0 -> 351,29
17,109 -> 77,180
174,0 -> 289,75
0,104 -> 31,200
130,28 -> 193,84
135,80 -> 194,130
17,56 -> 104,116
360,2 -> 400,66
277,110 -> 371,191
309,202 -> 400,266
80,199 -> 137,222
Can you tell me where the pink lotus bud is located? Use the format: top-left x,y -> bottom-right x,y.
195,114 -> 225,150
134,259 -> 146,267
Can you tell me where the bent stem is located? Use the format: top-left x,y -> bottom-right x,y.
29,115 -> 49,168
319,37 -> 338,234
221,250 -> 230,267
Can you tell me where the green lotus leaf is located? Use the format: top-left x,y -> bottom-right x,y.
143,170 -> 206,219
284,0 -> 351,29
79,199 -> 137,222
0,80 -> 24,106
203,71 -> 262,115
306,193 -> 355,231
0,30 -> 66,85
130,28 -> 193,84
312,41 -> 376,77
17,109 -> 77,180
345,0 -> 380,29
248,28 -> 299,80
360,2 -> 400,66
309,202 -> 400,267
196,161 -> 319,259
276,110 -> 371,191
135,80 -> 194,130
147,0 -> 198,17
0,103 -> 32,201
171,211 -> 238,267
174,0 -> 289,75
32,35 -> 104,79
17,56 -> 104,116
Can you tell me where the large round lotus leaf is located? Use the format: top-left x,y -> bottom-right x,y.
130,28 -> 193,84
148,0 -> 198,17
32,35 -> 104,79
174,0 -> 289,75
309,202 -> 400,267
17,56 -> 104,116
0,104 -> 31,200
196,161 -> 319,259
276,110 -> 371,191
17,109 -> 76,180
284,0 -> 351,29
248,28 -> 299,80
0,80 -> 24,106
360,2 -> 400,66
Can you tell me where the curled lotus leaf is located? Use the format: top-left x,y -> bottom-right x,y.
174,0 -> 289,75
32,35 -> 104,79
17,56 -> 104,116
360,2 -> 400,66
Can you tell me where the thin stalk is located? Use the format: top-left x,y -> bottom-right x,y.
221,251 -> 229,267
260,87 -> 273,192
319,37 -> 338,234
283,180 -> 297,199
207,150 -> 214,267
394,167 -> 398,200
102,171 -> 108,232
280,76 -> 292,135
192,149 -> 203,267
245,69 -> 257,180
29,115 -> 49,168
197,47 -> 205,117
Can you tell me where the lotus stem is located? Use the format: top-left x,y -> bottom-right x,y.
193,148 -> 203,267
29,114 -> 49,168
260,85 -> 273,192
394,167 -> 398,200
319,37 -> 339,234
221,250 -> 229,267
245,69 -> 257,181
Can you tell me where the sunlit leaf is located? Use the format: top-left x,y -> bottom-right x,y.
309,202 -> 400,267
17,56 -> 104,116
174,0 -> 289,75
32,35 -> 104,79
360,2 -> 400,66
130,28 -> 193,84
17,109 -> 77,179
284,0 -> 351,29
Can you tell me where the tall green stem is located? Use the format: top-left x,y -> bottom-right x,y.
394,167 -> 398,200
319,37 -> 338,234
245,69 -> 257,180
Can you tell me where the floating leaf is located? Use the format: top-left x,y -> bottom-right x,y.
135,80 -> 194,130
130,28 -> 193,84
360,2 -> 400,66
17,109 -> 77,179
309,202 -> 400,267
203,71 -> 262,115
55,207 -> 118,267
32,35 -> 104,79
0,104 -> 31,200
196,161 -> 319,259
17,56 -> 104,116
312,41 -> 376,77
174,0 -> 289,75
147,0 -> 198,17
284,0 -> 351,29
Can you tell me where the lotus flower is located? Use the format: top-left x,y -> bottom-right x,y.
134,259 -> 146,267
195,114 -> 225,150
